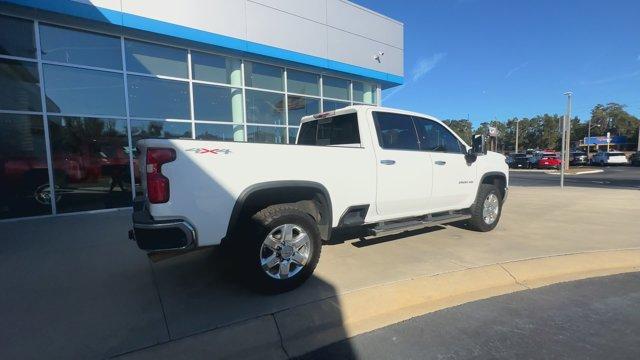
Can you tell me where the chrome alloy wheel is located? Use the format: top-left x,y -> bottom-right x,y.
260,224 -> 312,280
482,193 -> 500,225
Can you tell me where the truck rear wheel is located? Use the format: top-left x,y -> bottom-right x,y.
469,184 -> 502,232
237,204 -> 322,293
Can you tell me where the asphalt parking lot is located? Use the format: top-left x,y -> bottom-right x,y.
300,272 -> 640,360
1,186 -> 639,359
510,165 -> 640,189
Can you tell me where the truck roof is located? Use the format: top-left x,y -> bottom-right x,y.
299,105 -> 442,126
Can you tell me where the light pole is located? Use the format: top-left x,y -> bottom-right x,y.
515,119 -> 520,153
561,92 -> 572,188
586,121 -> 600,162
563,92 -> 572,171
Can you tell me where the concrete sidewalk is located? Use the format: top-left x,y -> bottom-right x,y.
1,187 -> 639,358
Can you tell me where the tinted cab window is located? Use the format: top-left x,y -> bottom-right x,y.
372,112 -> 419,150
413,118 -> 464,153
297,112 -> 360,146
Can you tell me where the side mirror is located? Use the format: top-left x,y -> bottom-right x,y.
472,134 -> 487,155
465,148 -> 477,163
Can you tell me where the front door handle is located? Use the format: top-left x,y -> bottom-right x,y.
380,159 -> 396,165
435,160 -> 447,165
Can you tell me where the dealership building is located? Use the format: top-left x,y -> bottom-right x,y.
0,0 -> 404,219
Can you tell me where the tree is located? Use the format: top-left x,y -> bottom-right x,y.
589,103 -> 639,140
443,119 -> 472,144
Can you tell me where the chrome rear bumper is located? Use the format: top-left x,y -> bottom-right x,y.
129,198 -> 197,252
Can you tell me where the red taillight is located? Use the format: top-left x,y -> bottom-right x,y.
146,148 -> 176,204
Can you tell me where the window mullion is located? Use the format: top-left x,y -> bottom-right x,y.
33,20 -> 57,215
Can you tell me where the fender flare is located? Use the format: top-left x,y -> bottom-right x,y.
225,180 -> 333,241
477,171 -> 508,200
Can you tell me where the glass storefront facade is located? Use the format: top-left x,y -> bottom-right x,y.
0,13 -> 380,219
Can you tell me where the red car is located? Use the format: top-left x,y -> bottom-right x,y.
537,153 -> 561,169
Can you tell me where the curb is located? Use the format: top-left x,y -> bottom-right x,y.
119,249 -> 640,359
545,169 -> 604,175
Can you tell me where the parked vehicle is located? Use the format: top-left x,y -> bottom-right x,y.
591,151 -> 628,166
507,153 -> 530,168
527,149 -> 554,168
629,152 -> 640,166
129,106 -> 509,292
536,152 -> 561,169
569,151 -> 588,166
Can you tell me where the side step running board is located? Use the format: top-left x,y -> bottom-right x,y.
368,211 -> 471,237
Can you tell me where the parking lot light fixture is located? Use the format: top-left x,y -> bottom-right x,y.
561,92 -> 573,188
586,122 -> 600,162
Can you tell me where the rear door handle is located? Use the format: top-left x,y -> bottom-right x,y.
380,159 -> 396,165
435,160 -> 447,165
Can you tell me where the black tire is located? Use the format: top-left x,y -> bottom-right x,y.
234,204 -> 322,293
468,184 -> 503,232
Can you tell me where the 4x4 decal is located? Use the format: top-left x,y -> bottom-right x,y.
185,148 -> 231,155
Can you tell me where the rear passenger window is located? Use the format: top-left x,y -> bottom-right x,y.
413,118 -> 464,154
372,112 -> 419,150
296,112 -> 360,146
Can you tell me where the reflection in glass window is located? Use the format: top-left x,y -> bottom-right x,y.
322,100 -> 350,112
287,69 -> 319,96
297,121 -> 317,146
0,114 -> 51,218
244,61 -> 283,91
128,75 -> 189,119
323,76 -> 350,100
43,64 -> 125,116
316,113 -> 360,146
0,15 -> 36,58
372,112 -> 419,150
245,90 -> 285,125
130,120 -> 192,143
47,116 -> 131,213
39,24 -> 122,69
0,59 -> 42,112
247,126 -> 286,144
288,127 -> 299,144
297,113 -> 359,146
353,81 -> 376,104
193,84 -> 243,122
191,51 -> 241,86
195,123 -> 241,141
125,39 -> 187,78
413,118 -> 464,153
287,96 -> 319,126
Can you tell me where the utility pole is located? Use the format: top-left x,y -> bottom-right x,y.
637,125 -> 640,152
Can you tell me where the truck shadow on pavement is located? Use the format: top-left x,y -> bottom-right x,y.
141,246 -> 357,359
0,210 -> 357,359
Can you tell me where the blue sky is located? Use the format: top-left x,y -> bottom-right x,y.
357,0 -> 640,126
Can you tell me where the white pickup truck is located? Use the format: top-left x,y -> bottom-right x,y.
130,106 -> 508,292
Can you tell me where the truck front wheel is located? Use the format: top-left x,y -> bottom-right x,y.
469,184 -> 503,232
237,204 -> 322,293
